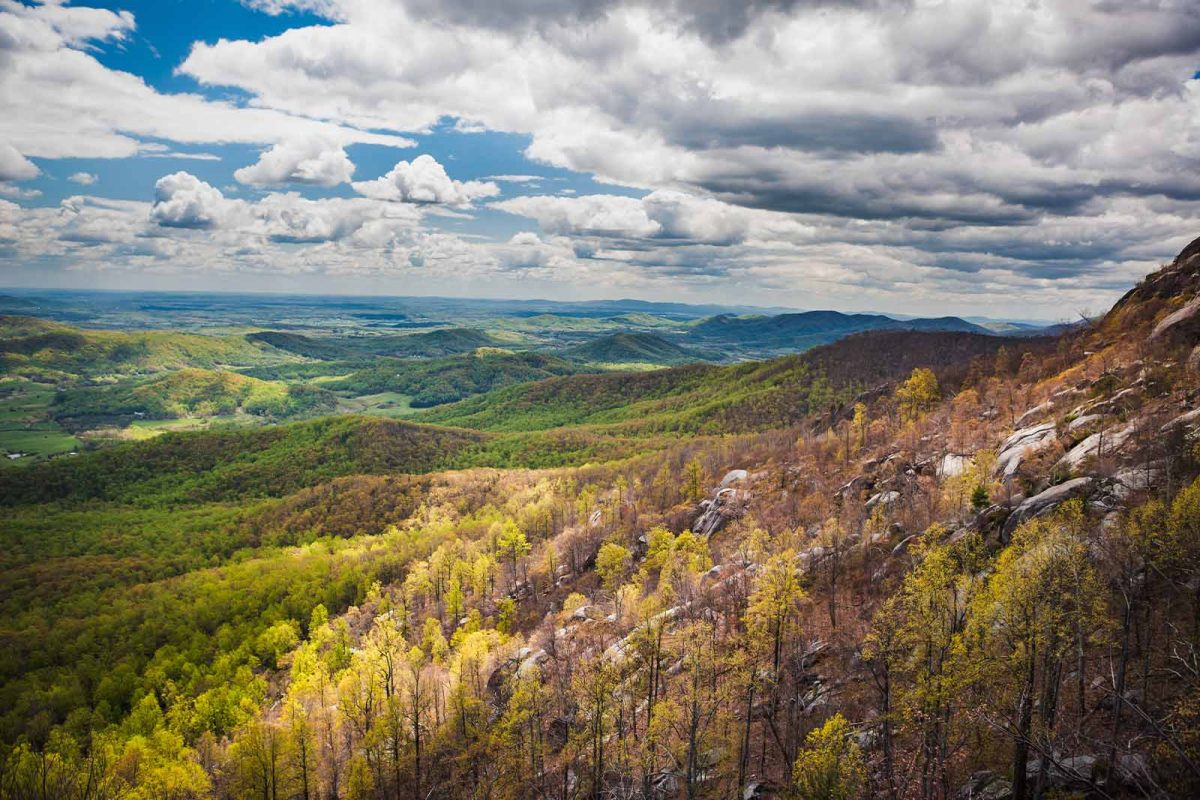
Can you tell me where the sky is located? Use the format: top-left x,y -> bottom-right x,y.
1,1 -> 1199,320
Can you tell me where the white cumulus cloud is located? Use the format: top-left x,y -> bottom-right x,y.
352,155 -> 499,205
0,143 -> 39,182
234,137 -> 357,187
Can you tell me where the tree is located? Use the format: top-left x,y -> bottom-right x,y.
496,520 -> 531,589
962,504 -> 1105,800
895,368 -> 940,422
745,550 -> 807,772
970,484 -> 990,512
595,542 -> 632,594
791,713 -> 866,800
876,531 -> 984,800
684,458 -> 705,503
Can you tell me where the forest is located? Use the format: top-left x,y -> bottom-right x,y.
4,242 -> 1200,800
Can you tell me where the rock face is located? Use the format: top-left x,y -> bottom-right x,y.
1066,413 -> 1103,434
1055,423 -> 1135,472
1150,295 -> 1200,340
693,486 -> 749,536
1002,477 -> 1094,540
995,422 -> 1057,479
720,469 -> 749,487
938,453 -> 970,478
956,771 -> 1013,800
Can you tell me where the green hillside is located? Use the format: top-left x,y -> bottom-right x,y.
326,349 -> 578,406
248,327 -> 500,360
417,330 -> 1018,434
0,415 -> 490,505
558,332 -> 705,366
0,316 -> 293,379
51,368 -> 337,425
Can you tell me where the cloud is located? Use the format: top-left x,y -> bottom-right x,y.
151,172 -> 240,229
68,172 -> 97,185
485,174 -> 544,183
494,190 -> 754,244
234,137 -> 357,187
352,155 -> 499,205
0,1 -> 414,160
0,143 -> 38,182
7,0 -> 1200,314
150,170 -> 424,243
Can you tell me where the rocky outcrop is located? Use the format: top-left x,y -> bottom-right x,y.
956,771 -> 1013,800
1150,295 -> 1200,340
693,485 -> 749,536
1001,477 -> 1094,540
938,453 -> 970,478
1055,423 -> 1135,472
995,422 -> 1056,479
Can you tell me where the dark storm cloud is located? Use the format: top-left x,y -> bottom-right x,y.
666,109 -> 939,154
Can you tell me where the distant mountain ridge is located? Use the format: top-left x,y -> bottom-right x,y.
559,332 -> 704,366
685,309 -> 991,356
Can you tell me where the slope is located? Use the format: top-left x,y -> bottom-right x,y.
0,316 -> 293,379
326,349 -> 578,407
558,332 -> 706,367
50,368 -> 337,425
687,309 -> 990,356
416,330 -> 1030,435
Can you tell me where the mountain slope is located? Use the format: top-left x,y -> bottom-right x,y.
0,415 -> 489,505
558,332 -> 705,366
51,368 -> 336,425
0,316 -> 292,379
687,309 -> 990,356
326,349 -> 578,407
417,330 -> 1031,434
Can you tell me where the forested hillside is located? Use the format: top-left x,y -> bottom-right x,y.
5,240 -> 1200,800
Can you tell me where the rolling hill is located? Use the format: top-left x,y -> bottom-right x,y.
416,330 -> 1035,435
558,332 -> 706,366
0,415 -> 490,505
51,368 -> 337,426
248,327 -> 501,360
0,316 -> 292,379
326,349 -> 578,407
686,310 -> 991,356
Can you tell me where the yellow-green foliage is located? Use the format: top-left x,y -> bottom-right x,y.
895,367 -> 940,421
790,713 -> 866,800
0,316 -> 293,379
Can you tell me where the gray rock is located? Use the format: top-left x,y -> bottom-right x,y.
866,490 -> 900,510
1150,295 -> 1200,340
1002,477 -> 1094,540
721,469 -> 749,488
1161,407 -> 1200,432
1015,401 -> 1054,428
938,453 -> 970,478
1066,413 -> 1103,434
1055,424 -> 1135,472
995,422 -> 1057,479
957,771 -> 1012,800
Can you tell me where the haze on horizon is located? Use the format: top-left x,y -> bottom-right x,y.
2,0 -> 1199,320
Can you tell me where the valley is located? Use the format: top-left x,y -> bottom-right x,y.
3,242 -> 1200,798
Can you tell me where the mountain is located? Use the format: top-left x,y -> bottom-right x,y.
248,327 -> 500,360
0,415 -> 489,506
326,349 -> 578,407
687,309 -> 990,356
417,330 -> 1032,435
13,239 -> 1200,800
51,368 -> 336,426
558,332 -> 706,366
0,316 -> 292,379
